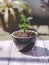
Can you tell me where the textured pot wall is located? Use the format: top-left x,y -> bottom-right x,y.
23,0 -> 49,18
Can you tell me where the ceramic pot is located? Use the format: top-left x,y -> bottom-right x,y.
12,30 -> 38,52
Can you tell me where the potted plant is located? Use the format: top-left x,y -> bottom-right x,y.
12,14 -> 38,52
0,0 -> 31,33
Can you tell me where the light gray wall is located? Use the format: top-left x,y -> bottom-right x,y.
23,0 -> 49,18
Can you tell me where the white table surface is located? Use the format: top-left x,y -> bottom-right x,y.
0,40 -> 49,65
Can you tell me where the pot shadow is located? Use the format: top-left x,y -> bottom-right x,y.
20,45 -> 49,57
15,40 -> 49,57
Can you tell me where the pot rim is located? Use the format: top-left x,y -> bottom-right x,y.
12,30 -> 38,39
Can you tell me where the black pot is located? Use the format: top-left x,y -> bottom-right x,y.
12,30 -> 38,52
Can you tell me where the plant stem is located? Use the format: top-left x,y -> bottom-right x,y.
24,29 -> 25,33
24,29 -> 25,37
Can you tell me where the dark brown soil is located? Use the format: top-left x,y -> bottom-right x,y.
14,31 -> 35,37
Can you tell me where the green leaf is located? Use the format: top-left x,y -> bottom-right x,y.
21,14 -> 26,19
27,17 -> 33,22
19,24 -> 22,27
25,24 -> 30,27
19,14 -> 33,30
20,14 -> 26,22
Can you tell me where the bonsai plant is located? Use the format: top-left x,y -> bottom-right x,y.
12,14 -> 38,52
0,0 -> 31,33
19,14 -> 33,37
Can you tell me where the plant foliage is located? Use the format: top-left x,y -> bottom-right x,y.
19,14 -> 33,31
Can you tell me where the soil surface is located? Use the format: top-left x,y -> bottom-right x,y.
14,30 -> 36,37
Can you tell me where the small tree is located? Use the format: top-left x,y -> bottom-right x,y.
19,14 -> 33,32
